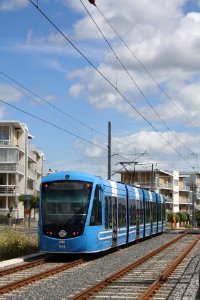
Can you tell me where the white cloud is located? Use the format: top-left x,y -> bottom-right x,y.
0,84 -> 22,101
69,84 -> 85,98
65,0 -> 200,130
110,130 -> 200,172
0,0 -> 28,11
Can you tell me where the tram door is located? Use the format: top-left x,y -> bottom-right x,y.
112,197 -> 118,247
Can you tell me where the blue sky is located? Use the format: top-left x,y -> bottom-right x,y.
0,0 -> 200,179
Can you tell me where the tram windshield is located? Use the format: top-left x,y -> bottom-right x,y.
41,180 -> 92,227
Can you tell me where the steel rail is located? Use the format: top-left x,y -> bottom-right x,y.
139,234 -> 200,299
0,258 -> 46,276
70,233 -> 187,300
0,258 -> 85,294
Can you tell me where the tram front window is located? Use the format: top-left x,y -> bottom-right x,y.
41,180 -> 92,238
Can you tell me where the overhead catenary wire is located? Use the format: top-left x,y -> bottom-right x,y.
0,98 -> 132,163
94,2 -> 198,131
81,0 -> 194,155
0,70 -> 133,154
0,70 -> 106,139
0,98 -> 107,151
27,0 -> 196,171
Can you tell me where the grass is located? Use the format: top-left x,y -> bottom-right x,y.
0,229 -> 38,261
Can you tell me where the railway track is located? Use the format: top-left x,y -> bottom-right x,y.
0,256 -> 86,295
70,233 -> 200,300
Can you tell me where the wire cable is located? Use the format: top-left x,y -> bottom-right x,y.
0,98 -> 107,151
0,70 -> 106,138
81,0 -> 194,155
27,0 -> 196,171
95,3 -> 199,131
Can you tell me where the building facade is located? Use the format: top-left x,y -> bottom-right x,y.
120,168 -> 193,215
0,121 -> 44,220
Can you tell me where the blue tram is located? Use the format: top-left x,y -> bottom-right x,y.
38,171 -> 166,253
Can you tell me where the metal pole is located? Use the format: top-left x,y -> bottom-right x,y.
192,182 -> 195,227
108,121 -> 111,180
151,163 -> 154,191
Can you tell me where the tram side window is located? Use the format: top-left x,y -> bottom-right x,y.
152,202 -> 157,222
90,185 -> 102,226
130,199 -> 136,226
137,200 -> 143,225
118,198 -> 126,227
105,196 -> 112,229
161,202 -> 165,221
158,203 -> 161,222
145,201 -> 150,223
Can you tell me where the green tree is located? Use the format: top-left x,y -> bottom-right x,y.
195,210 -> 200,226
167,212 -> 173,223
175,213 -> 180,223
18,194 -> 39,210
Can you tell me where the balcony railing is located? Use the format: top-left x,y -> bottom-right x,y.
196,193 -> 200,199
0,139 -> 25,152
0,163 -> 25,174
0,185 -> 19,195
179,198 -> 192,204
165,196 -> 173,203
0,140 -> 10,146
179,186 -> 190,192
28,152 -> 37,162
159,183 -> 173,189
28,169 -> 36,180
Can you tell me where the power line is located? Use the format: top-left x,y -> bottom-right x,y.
0,98 -> 134,164
0,98 -> 107,151
28,0 -> 196,171
81,0 -> 194,155
95,3 -> 199,131
0,69 -> 133,151
0,70 -> 106,139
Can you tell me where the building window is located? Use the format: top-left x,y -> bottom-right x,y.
0,149 -> 18,162
0,197 -> 6,208
174,179 -> 178,186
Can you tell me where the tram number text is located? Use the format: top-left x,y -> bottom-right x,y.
58,244 -> 66,249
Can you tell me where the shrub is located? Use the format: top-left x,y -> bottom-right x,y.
181,212 -> 187,223
0,215 -> 8,224
186,213 -> 190,222
0,229 -> 38,261
167,212 -> 173,223
176,212 -> 182,222
195,210 -> 200,226
175,213 -> 180,223
176,212 -> 187,223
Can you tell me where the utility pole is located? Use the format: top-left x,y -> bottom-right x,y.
151,163 -> 154,191
108,121 -> 111,180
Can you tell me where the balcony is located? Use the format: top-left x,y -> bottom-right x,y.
159,183 -> 173,190
179,198 -> 192,205
0,163 -> 25,174
28,169 -> 36,180
196,193 -> 200,199
179,185 -> 190,192
0,140 -> 10,146
165,196 -> 173,203
0,139 -> 25,153
0,185 -> 19,196
28,152 -> 37,162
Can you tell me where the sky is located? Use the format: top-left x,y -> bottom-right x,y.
0,0 -> 200,180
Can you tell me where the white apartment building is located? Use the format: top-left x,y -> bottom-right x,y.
0,120 -> 44,220
120,169 -> 193,215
